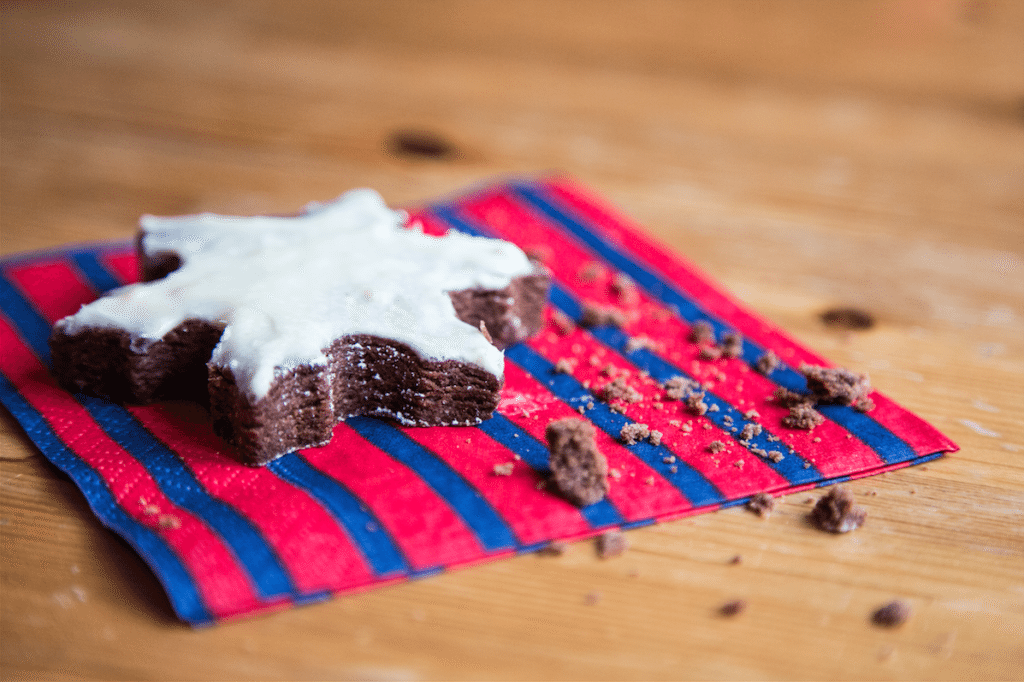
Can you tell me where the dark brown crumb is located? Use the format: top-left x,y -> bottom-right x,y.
872,600 -> 911,627
719,599 -> 747,617
387,129 -> 456,159
800,364 -> 871,406
821,307 -> 876,331
783,403 -> 826,430
553,358 -> 576,374
619,423 -> 650,445
662,375 -> 697,400
551,310 -> 576,335
755,350 -> 780,375
738,423 -> 763,442
580,303 -> 627,329
773,386 -> 812,407
611,273 -> 639,305
685,392 -> 709,416
728,554 -> 743,565
708,440 -> 727,454
648,430 -> 663,447
546,419 -> 609,507
596,530 -> 629,559
538,541 -> 567,556
720,332 -> 744,359
688,320 -> 715,344
601,376 -> 643,403
746,492 -> 775,518
810,486 -> 867,533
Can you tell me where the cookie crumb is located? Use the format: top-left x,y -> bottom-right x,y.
755,350 -> 780,375
872,600 -> 911,627
157,514 -> 181,530
820,307 -> 875,331
546,419 -> 609,507
700,345 -> 723,361
662,375 -> 698,400
800,364 -> 871,406
854,397 -> 876,413
578,262 -> 604,282
580,303 -> 627,329
553,357 -> 576,374
602,376 -> 643,403
746,492 -> 775,519
596,530 -> 629,559
492,462 -> 514,476
738,423 -> 762,442
810,486 -> 867,533
720,331 -> 743,358
685,392 -> 709,416
728,554 -> 743,565
648,429 -> 663,447
688,320 -> 715,344
551,310 -> 576,335
538,541 -> 567,556
619,423 -> 650,445
719,599 -> 747,617
584,591 -> 602,606
708,440 -> 727,454
783,403 -> 826,430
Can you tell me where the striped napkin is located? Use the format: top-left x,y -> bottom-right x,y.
0,178 -> 956,625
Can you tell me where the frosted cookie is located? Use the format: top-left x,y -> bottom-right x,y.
50,189 -> 550,465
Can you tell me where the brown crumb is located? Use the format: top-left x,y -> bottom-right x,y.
685,392 -> 709,416
142,504 -> 160,516
719,599 -> 747,617
708,440 -> 727,454
580,303 -> 627,329
773,386 -> 812,407
810,487 -> 867,533
157,515 -> 181,530
492,462 -> 514,476
854,397 -> 876,413
728,554 -> 743,565
783,403 -> 826,430
601,376 -> 643,403
743,409 -> 760,421
538,541 -> 568,556
720,332 -> 743,359
872,600 -> 911,627
648,430 -> 663,447
611,273 -> 639,305
738,423 -> 762,442
583,591 -> 602,606
551,310 -> 575,335
800,364 -> 871,406
699,345 -> 723,361
546,419 -> 609,507
755,350 -> 780,375
688,320 -> 715,344
625,336 -> 658,353
820,307 -> 875,331
668,419 -> 682,427
619,423 -> 650,445
553,358 -> 576,374
746,492 -> 775,519
766,450 -> 785,463
596,530 -> 629,559
662,375 -> 697,400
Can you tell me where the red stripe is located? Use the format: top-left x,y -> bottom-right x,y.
6,261 -> 98,322
397,424 -> 594,545
101,250 -> 139,286
0,318 -> 263,618
128,403 -> 377,594
499,362 -> 693,521
301,425 -> 486,570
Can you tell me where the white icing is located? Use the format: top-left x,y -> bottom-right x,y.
56,189 -> 534,399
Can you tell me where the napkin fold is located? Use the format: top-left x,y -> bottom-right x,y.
0,178 -> 956,625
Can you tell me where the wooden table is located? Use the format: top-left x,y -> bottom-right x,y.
2,2 -> 1022,679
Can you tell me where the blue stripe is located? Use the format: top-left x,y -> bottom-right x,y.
70,250 -> 122,294
268,454 -> 409,576
0,271 -> 53,364
76,396 -> 296,600
346,416 -> 520,552
476,413 -> 625,528
505,344 -> 725,507
510,184 -> 919,466
0,372 -> 213,625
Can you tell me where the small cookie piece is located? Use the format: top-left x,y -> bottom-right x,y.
580,303 -> 627,329
800,364 -> 871,406
619,423 -> 650,445
688,320 -> 715,344
720,331 -> 744,359
810,486 -> 867,533
782,403 -> 826,430
546,418 -> 609,507
872,600 -> 911,627
662,375 -> 698,400
596,530 -> 629,559
746,492 -> 775,519
719,599 -> 747,617
755,350 -> 780,375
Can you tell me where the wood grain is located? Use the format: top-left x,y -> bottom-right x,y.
2,1 -> 1022,679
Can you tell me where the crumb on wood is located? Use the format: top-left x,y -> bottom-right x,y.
872,600 -> 911,627
596,530 -> 629,559
538,540 -> 568,557
729,554 -> 743,565
810,486 -> 867,533
719,599 -> 747,617
746,492 -> 775,519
